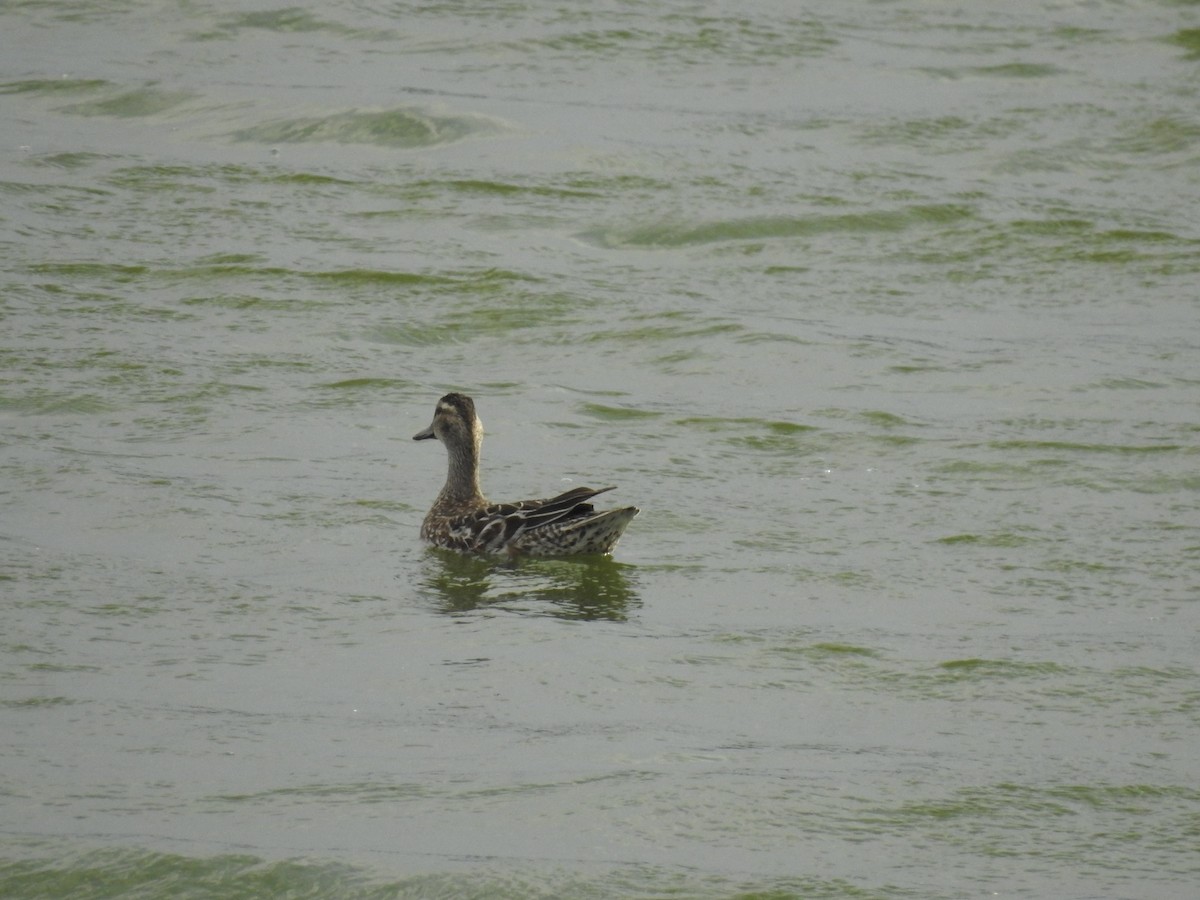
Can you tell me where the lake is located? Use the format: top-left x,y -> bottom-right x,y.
2,1 -> 1199,897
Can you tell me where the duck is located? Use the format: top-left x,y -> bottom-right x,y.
413,393 -> 639,557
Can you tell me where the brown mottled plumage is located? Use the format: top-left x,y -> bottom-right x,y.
413,393 -> 638,556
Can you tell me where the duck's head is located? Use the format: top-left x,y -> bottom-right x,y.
413,392 -> 482,449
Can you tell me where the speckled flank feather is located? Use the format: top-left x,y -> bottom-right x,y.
413,393 -> 638,557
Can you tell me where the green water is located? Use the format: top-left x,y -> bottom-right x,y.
3,0 -> 1199,897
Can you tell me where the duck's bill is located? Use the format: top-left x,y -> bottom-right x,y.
412,425 -> 436,441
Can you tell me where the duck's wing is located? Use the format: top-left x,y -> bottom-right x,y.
507,485 -> 615,517
456,486 -> 618,554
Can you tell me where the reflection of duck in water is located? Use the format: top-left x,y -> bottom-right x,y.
413,393 -> 639,557
418,550 -> 640,621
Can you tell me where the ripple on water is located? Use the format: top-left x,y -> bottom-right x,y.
230,107 -> 507,149
578,204 -> 975,249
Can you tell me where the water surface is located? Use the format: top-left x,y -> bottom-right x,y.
2,1 -> 1199,897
